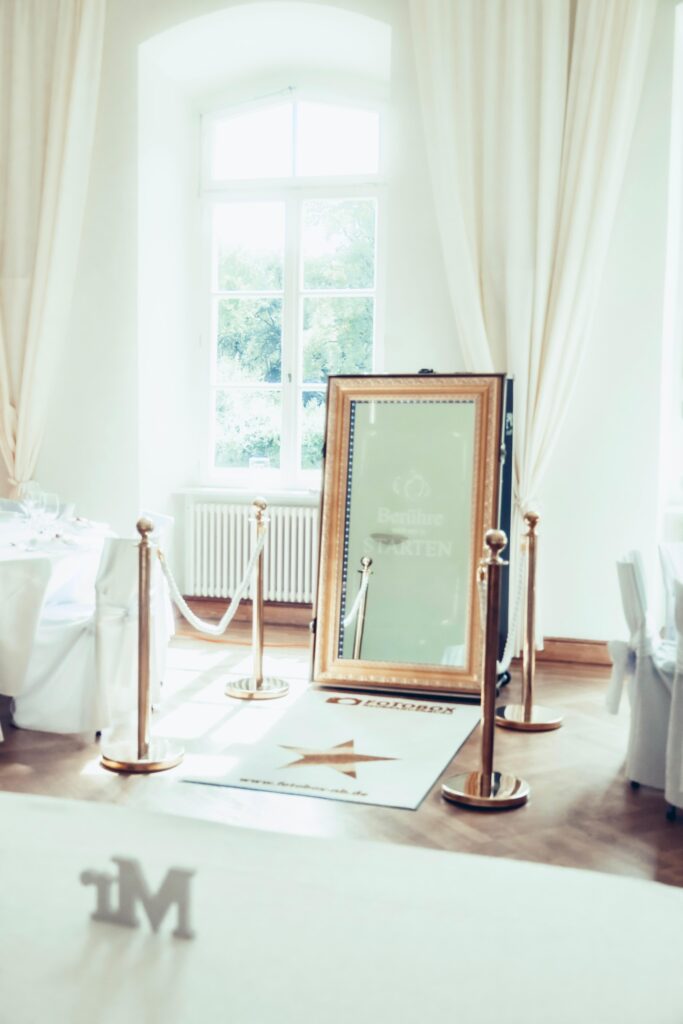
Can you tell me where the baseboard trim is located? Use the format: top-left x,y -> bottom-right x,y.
182,597 -> 313,628
536,637 -> 610,668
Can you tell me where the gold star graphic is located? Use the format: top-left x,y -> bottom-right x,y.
280,739 -> 397,779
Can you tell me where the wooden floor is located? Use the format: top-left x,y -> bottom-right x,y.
2,626 -> 683,888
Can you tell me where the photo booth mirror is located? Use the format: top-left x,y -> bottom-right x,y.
312,374 -> 511,696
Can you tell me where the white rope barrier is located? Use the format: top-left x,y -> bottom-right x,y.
477,541 -> 528,675
343,570 -> 371,630
159,511 -> 524,664
158,525 -> 268,637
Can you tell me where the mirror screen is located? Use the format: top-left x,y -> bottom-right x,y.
339,399 -> 476,666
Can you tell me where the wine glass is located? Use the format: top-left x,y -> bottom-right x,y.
40,492 -> 61,537
18,481 -> 45,530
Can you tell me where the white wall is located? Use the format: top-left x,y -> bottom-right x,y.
379,0 -> 458,375
36,0 -> 675,639
37,0 -> 461,542
137,59 -> 199,531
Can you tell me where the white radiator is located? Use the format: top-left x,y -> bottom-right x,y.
186,501 -> 319,603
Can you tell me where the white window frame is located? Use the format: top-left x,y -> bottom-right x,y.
199,94 -> 386,493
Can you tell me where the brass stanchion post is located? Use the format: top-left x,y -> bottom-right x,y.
495,512 -> 563,731
101,519 -> 184,773
352,556 -> 372,660
226,500 -> 289,700
137,516 -> 151,760
441,529 -> 529,810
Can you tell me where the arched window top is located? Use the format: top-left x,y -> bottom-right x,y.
141,2 -> 391,100
209,98 -> 380,182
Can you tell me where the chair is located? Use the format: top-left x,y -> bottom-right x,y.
140,509 -> 174,547
11,590 -> 100,734
0,558 -> 52,698
0,558 -> 52,741
665,580 -> 683,817
95,538 -> 140,723
11,537 -> 169,734
139,510 -> 175,691
95,536 -> 166,720
659,542 -> 683,642
606,551 -> 675,790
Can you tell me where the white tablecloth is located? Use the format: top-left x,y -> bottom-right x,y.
1,791 -> 682,1023
0,516 -> 108,606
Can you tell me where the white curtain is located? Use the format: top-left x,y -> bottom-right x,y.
0,0 -> 106,497
410,0 -> 656,657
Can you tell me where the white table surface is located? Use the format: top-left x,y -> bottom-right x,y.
1,791 -> 682,1023
0,515 -> 109,606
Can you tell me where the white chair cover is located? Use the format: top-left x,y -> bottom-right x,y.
140,509 -> 176,670
141,509 -> 174,546
665,580 -> 683,810
95,538 -> 139,723
607,551 -> 674,789
11,603 -> 98,733
95,536 -> 165,716
659,542 -> 683,642
12,536 -> 169,734
0,558 -> 51,698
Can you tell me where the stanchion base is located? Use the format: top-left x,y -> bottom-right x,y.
225,677 -> 289,700
441,770 -> 529,810
495,704 -> 563,731
100,737 -> 184,774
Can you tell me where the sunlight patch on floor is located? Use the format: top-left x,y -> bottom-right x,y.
150,637 -> 311,751
180,753 -> 240,779
76,637 -> 312,777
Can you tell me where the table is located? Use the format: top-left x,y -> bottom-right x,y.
0,514 -> 109,605
1,791 -> 682,1023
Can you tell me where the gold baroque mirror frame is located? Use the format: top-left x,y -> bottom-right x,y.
312,374 -> 509,697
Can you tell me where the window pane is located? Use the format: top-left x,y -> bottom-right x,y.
296,102 -> 379,177
302,199 -> 375,290
215,389 -> 281,469
214,203 -> 285,291
212,104 -> 293,180
216,298 -> 282,384
301,390 -> 326,470
302,297 -> 373,383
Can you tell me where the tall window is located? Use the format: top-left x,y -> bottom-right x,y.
203,97 -> 382,486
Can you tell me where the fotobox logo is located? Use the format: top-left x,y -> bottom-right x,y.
326,695 -> 454,715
